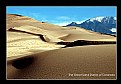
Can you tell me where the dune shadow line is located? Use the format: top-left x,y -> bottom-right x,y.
8,28 -> 47,42
57,40 -> 116,48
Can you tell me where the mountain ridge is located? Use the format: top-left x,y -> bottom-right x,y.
66,16 -> 116,35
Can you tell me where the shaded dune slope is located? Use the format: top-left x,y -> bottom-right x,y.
7,44 -> 116,79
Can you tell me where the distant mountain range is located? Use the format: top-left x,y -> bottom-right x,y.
66,16 -> 116,35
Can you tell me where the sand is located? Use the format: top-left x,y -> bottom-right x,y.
7,44 -> 116,79
6,14 -> 116,79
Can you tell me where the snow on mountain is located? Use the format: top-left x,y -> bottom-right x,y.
114,17 -> 116,20
89,16 -> 104,22
77,20 -> 87,24
88,16 -> 116,23
110,28 -> 116,32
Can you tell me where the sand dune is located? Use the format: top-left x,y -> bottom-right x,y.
58,27 -> 116,42
7,44 -> 116,79
7,14 -> 116,79
7,30 -> 65,57
59,33 -> 116,42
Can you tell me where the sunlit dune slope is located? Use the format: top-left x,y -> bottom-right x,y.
7,30 -> 65,57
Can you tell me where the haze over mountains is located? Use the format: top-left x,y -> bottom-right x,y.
66,16 -> 116,35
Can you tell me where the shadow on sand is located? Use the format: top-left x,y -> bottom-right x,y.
57,40 -> 116,48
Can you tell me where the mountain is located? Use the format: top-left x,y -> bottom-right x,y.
66,16 -> 116,35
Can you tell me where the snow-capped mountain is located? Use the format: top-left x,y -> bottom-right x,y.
89,16 -> 105,22
66,16 -> 116,35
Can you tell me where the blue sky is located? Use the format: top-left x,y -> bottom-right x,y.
6,6 -> 116,26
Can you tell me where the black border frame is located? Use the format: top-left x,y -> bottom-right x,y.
0,0 -> 120,82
